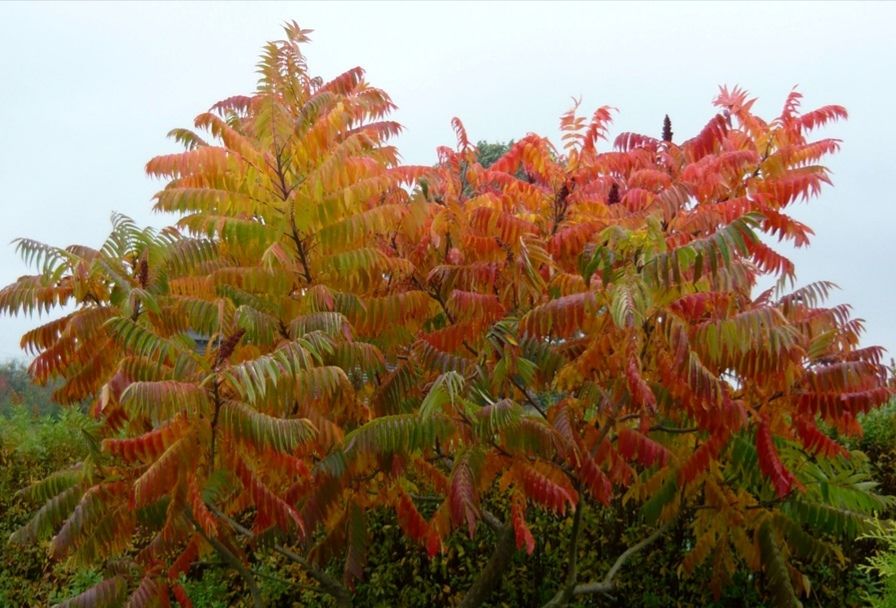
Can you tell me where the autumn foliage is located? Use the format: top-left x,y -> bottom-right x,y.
1,23 -> 892,608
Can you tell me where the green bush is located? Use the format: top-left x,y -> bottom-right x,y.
857,400 -> 896,496
0,399 -> 95,606
856,398 -> 896,607
862,519 -> 896,608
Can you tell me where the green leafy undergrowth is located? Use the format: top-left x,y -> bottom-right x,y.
0,402 -> 94,605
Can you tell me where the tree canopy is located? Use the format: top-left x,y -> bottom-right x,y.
1,22 -> 891,608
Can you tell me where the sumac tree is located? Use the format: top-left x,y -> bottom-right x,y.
1,23 -> 892,608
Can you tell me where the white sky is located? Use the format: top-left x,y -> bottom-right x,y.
1,1 -> 894,361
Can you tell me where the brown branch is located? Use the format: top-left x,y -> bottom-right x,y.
510,377 -> 548,418
211,506 -> 352,606
273,146 -> 313,285
84,292 -> 103,307
209,379 -> 222,467
186,510 -> 263,608
130,301 -> 142,323
650,424 -> 699,434
288,213 -> 314,284
412,275 -> 457,325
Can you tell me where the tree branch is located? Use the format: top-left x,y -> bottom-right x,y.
572,521 -> 672,597
510,377 -> 548,419
272,146 -> 314,285
481,509 -> 503,531
209,379 -> 222,467
186,510 -> 264,608
541,488 -> 585,607
458,523 -> 517,608
650,424 -> 699,434
211,506 -> 352,607
288,212 -> 314,284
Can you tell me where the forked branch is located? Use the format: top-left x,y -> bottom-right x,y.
211,506 -> 352,606
542,521 -> 672,607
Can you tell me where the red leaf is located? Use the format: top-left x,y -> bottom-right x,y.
235,457 -> 305,536
626,352 -> 656,411
594,439 -> 635,486
168,537 -> 199,580
520,292 -> 596,339
172,583 -> 193,608
187,474 -> 217,536
102,415 -> 188,462
679,430 -> 729,485
579,456 -> 612,505
517,463 -> 577,514
449,461 -> 478,537
510,496 -> 535,555
125,576 -> 166,608
793,417 -> 847,458
756,420 -> 797,498
425,527 -> 442,558
685,114 -> 728,160
395,492 -> 429,543
798,105 -> 848,131
54,576 -> 126,608
617,427 -> 670,468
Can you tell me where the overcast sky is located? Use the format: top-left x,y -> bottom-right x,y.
1,1 -> 894,362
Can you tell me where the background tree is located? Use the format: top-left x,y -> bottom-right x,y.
1,23 -> 891,608
474,140 -> 512,169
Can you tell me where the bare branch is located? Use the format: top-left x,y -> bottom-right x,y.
573,521 -> 672,596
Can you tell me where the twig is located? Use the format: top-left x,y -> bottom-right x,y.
510,377 -> 548,418
650,424 -> 699,434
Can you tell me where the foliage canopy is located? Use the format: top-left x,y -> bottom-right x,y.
1,22 -> 892,608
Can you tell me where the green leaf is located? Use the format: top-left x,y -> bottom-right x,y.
420,371 -> 466,419
758,521 -> 801,608
642,474 -> 677,523
10,485 -> 84,545
220,401 -> 316,452
343,414 -> 454,457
